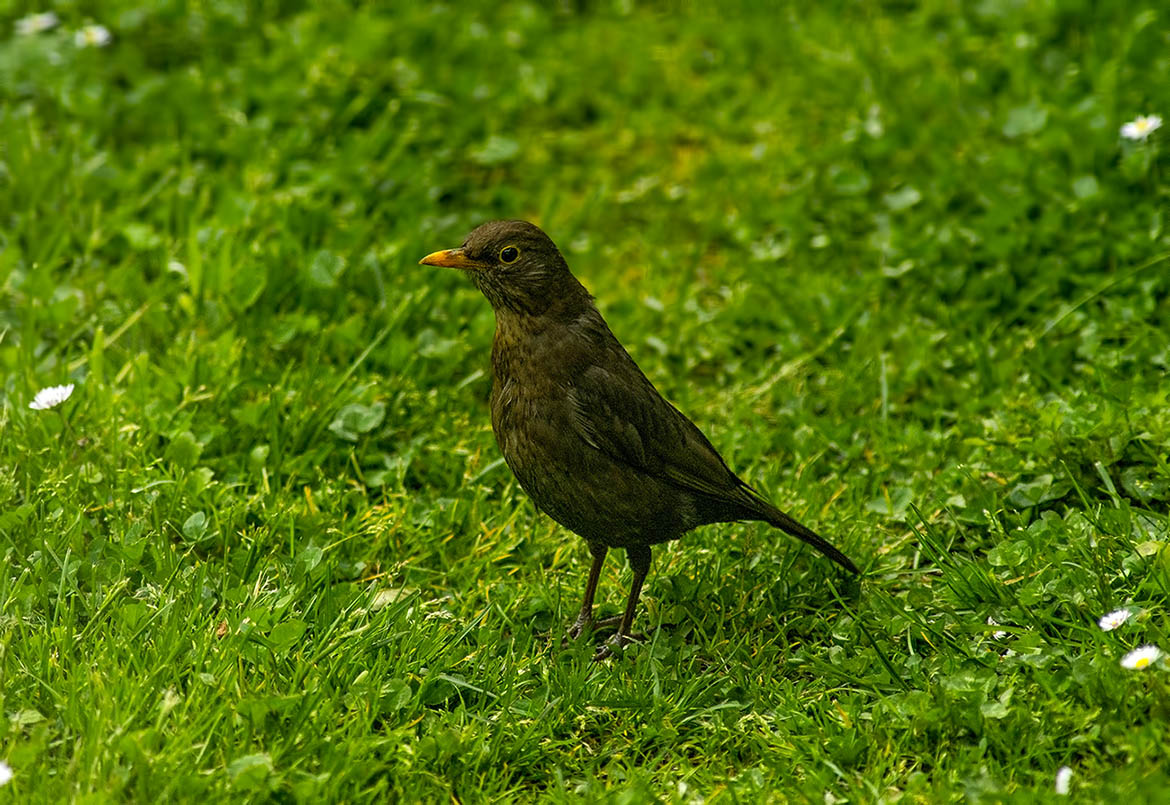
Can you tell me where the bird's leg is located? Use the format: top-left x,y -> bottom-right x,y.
594,545 -> 651,660
568,544 -> 607,639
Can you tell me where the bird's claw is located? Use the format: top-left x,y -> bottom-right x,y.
591,631 -> 645,661
567,614 -> 624,641
567,611 -> 643,659
566,616 -> 592,641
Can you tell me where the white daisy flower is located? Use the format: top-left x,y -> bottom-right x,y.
0,760 -> 11,786
1120,645 -> 1164,670
1120,114 -> 1162,141
15,12 -> 59,35
1098,608 -> 1131,631
987,616 -> 1007,639
29,383 -> 75,410
74,24 -> 112,48
1054,766 -> 1072,795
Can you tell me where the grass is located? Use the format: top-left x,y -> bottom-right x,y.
1,0 -> 1169,801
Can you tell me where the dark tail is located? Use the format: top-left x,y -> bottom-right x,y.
760,502 -> 859,574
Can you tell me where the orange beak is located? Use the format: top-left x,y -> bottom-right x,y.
418,248 -> 486,270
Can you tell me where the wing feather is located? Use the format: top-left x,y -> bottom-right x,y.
568,362 -> 748,504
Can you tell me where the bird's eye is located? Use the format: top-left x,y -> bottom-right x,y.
499,246 -> 520,264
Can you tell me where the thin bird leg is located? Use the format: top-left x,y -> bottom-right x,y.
568,545 -> 607,639
594,545 -> 651,660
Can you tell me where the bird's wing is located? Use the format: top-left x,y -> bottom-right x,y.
567,360 -> 750,503
566,344 -> 860,574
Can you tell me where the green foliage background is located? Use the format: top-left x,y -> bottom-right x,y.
1,1 -> 1168,801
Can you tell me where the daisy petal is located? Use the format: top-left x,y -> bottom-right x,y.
15,12 -> 59,35
74,24 -> 112,48
1120,645 -> 1164,670
1054,766 -> 1072,795
1098,608 -> 1131,631
29,383 -> 75,411
1120,114 -> 1163,141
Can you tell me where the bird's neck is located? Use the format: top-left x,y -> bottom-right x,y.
490,293 -> 606,383
475,271 -> 591,319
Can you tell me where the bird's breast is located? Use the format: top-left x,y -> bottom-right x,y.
489,324 -> 603,505
489,333 -> 575,463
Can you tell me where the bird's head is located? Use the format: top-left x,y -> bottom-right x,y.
419,220 -> 587,316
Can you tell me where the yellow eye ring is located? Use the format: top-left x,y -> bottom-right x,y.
499,245 -> 520,264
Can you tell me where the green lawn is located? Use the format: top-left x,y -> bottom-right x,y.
2,1 -> 1169,801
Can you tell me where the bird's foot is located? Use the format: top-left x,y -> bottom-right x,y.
592,631 -> 645,661
566,614 -> 593,641
567,614 -> 624,641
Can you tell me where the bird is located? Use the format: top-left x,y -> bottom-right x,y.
420,220 -> 859,659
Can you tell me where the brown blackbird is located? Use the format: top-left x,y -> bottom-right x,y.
421,220 -> 859,658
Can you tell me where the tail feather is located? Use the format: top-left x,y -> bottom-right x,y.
759,501 -> 859,574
